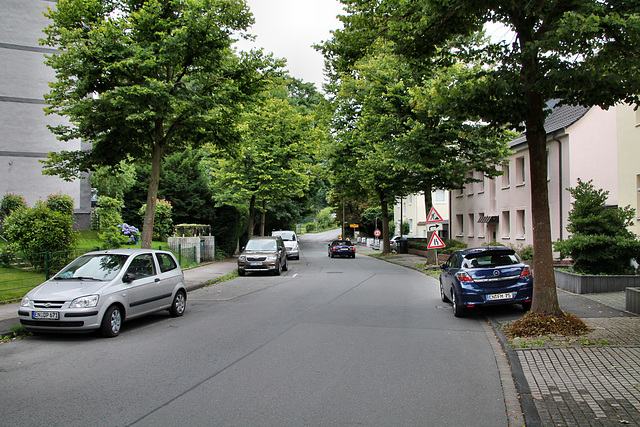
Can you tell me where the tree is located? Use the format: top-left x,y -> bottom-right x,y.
554,179 -> 640,275
331,0 -> 640,315
40,0 -> 279,248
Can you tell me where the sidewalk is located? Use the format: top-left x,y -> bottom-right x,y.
370,251 -> 640,427
0,258 -> 238,334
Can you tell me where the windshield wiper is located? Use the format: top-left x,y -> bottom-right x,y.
55,276 -> 102,281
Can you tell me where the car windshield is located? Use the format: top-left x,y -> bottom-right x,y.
54,254 -> 129,281
246,239 -> 278,251
463,252 -> 520,268
273,231 -> 295,241
332,240 -> 353,246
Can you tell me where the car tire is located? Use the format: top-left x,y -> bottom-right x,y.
274,261 -> 281,276
169,290 -> 186,317
522,301 -> 532,311
282,258 -> 288,271
330,252 -> 334,258
440,281 -> 450,303
452,292 -> 466,318
238,268 -> 245,276
101,305 -> 123,338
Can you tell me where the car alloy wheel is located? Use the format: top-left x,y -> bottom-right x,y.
440,281 -> 450,303
101,305 -> 122,337
452,292 -> 466,318
170,290 -> 186,317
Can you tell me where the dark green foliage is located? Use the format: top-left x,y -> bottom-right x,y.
97,196 -> 123,229
3,201 -> 78,269
45,193 -> 74,216
554,179 -> 640,274
440,239 -> 468,255
0,194 -> 28,223
359,205 -> 394,237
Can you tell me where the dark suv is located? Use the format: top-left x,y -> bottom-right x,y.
238,236 -> 288,276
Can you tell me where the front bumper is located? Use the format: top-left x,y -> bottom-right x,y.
18,307 -> 103,332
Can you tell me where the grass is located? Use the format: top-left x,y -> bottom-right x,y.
0,325 -> 31,343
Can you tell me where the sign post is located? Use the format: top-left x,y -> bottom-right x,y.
425,207 -> 445,265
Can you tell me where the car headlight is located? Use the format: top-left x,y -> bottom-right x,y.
267,255 -> 278,261
70,295 -> 99,308
239,255 -> 246,262
21,296 -> 30,307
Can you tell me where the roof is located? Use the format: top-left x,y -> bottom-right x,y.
510,100 -> 591,146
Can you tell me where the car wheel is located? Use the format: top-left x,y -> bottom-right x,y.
238,268 -> 245,276
522,301 -> 532,311
282,257 -> 288,271
169,290 -> 186,317
440,281 -> 450,303
452,292 -> 466,318
274,261 -> 281,276
330,252 -> 334,258
101,305 -> 123,337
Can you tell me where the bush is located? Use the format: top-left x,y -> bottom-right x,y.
0,244 -> 17,266
3,201 -> 78,267
97,196 -> 123,229
99,223 -> 141,249
306,222 -> 316,233
139,199 -> 173,240
553,179 -> 640,275
440,239 -> 467,254
45,193 -> 74,216
0,194 -> 27,223
516,245 -> 534,261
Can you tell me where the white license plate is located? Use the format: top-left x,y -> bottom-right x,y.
249,262 -> 262,266
32,311 -> 59,320
486,292 -> 515,301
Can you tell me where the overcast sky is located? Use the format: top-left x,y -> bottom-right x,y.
234,0 -> 345,91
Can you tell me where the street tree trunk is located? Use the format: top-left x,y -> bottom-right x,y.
248,194 -> 256,238
141,136 -> 165,249
377,186 -> 391,254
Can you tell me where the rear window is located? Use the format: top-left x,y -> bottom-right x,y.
463,251 -> 520,268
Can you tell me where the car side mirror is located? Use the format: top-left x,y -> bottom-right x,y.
440,264 -> 446,270
123,273 -> 135,283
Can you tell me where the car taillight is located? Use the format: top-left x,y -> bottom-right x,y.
350,247 -> 355,251
520,267 -> 532,278
455,272 -> 474,282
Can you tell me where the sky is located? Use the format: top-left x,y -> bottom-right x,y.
234,0 -> 345,91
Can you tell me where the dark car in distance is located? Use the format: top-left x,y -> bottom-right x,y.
439,246 -> 532,317
328,240 -> 356,258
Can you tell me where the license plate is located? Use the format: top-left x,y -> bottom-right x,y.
249,262 -> 262,266
32,311 -> 59,320
486,292 -> 515,301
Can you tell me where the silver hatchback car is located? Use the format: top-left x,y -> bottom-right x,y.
18,249 -> 187,337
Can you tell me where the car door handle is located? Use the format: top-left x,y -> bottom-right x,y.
155,278 -> 160,282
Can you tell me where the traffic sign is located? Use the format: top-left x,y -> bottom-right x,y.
350,224 -> 359,228
426,207 -> 444,223
427,233 -> 446,249
427,223 -> 443,232
374,229 -> 381,237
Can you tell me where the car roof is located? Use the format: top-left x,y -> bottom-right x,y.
84,248 -> 173,256
455,246 -> 515,257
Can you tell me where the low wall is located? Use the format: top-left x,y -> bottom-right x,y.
626,288 -> 640,315
554,269 -> 640,294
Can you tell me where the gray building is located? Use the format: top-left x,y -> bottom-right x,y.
1,0 -> 91,229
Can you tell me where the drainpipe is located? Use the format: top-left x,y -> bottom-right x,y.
552,133 -> 563,241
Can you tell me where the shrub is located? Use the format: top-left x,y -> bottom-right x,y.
97,196 -> 123,229
553,179 -> 640,275
3,201 -> 78,268
0,194 -> 27,223
440,239 -> 467,254
306,222 -> 315,233
516,245 -> 534,261
45,193 -> 74,216
139,199 -> 173,240
99,223 -> 140,249
0,244 -> 17,266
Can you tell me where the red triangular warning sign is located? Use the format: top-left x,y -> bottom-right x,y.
426,207 -> 444,223
427,233 -> 446,249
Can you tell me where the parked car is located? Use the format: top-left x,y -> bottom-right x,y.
439,246 -> 533,317
328,240 -> 356,258
271,230 -> 300,260
238,235 -> 288,276
18,249 -> 187,337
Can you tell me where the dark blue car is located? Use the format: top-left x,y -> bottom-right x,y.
439,247 -> 533,317
328,240 -> 356,258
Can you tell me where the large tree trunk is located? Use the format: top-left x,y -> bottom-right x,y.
523,58 -> 562,316
141,138 -> 165,249
260,199 -> 266,236
377,187 -> 391,254
248,194 -> 256,238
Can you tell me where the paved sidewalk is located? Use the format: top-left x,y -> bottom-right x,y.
368,251 -> 640,427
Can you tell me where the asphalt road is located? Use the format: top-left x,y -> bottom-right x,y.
0,229 -> 510,426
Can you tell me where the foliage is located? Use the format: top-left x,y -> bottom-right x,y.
516,245 -> 534,262
139,199 -> 173,241
99,223 -> 141,249
554,179 -> 640,275
317,207 -> 336,230
306,223 -> 316,233
440,239 -> 468,255
0,194 -> 28,224
506,312 -> 589,338
45,193 -> 74,216
359,205 -> 394,238
401,221 -> 410,236
0,244 -> 17,266
90,161 -> 136,200
97,196 -> 123,229
40,0 -> 280,247
3,201 -> 78,266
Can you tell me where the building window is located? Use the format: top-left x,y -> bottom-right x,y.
408,194 -> 412,206
478,173 -> 485,193
409,218 -> 413,233
468,213 -> 474,237
434,189 -> 446,203
547,150 -> 551,182
454,188 -> 463,198
466,172 -> 474,195
478,212 -> 485,238
456,214 -> 464,237
516,210 -> 525,239
502,210 -> 511,239
502,162 -> 510,188
515,156 -> 525,186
